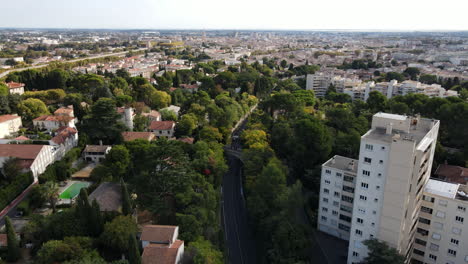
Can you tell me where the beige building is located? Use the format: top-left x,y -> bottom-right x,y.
6,81 -> 25,95
0,115 -> 22,138
412,179 -> 468,264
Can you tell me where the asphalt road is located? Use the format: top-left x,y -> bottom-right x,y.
222,155 -> 257,264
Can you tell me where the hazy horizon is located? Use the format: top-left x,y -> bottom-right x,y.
1,0 -> 467,31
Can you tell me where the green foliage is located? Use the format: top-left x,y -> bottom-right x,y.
82,98 -> 125,144
363,239 -> 405,264
186,237 -> 223,264
17,97 -> 49,121
160,109 -> 178,121
121,178 -> 132,216
0,172 -> 33,210
104,145 -> 130,177
5,216 -> 21,262
150,90 -> 171,109
127,234 -> 141,264
100,215 -> 138,253
175,113 -> 198,137
0,83 -> 8,96
36,236 -> 95,264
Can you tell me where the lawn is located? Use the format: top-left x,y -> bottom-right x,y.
59,182 -> 90,199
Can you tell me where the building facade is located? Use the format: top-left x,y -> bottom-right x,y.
0,115 -> 22,138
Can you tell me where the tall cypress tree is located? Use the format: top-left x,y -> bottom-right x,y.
76,188 -> 91,219
5,216 -> 21,262
127,234 -> 142,264
90,199 -> 103,236
121,178 -> 132,216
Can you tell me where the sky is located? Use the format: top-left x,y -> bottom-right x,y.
0,0 -> 467,31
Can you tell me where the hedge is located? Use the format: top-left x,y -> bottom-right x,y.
0,172 -> 34,210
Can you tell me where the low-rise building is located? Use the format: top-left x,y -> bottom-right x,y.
49,126 -> 79,160
83,145 -> 112,163
88,182 -> 122,212
141,110 -> 161,122
0,114 -> 22,138
122,131 -> 155,142
140,225 -> 184,264
0,144 -> 55,181
33,105 -> 77,131
149,121 -> 175,138
6,81 -> 25,95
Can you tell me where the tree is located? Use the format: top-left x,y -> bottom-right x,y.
150,90 -> 171,109
121,178 -> 132,216
363,239 -> 405,264
5,216 -> 21,262
385,72 -> 405,82
90,200 -> 104,236
44,181 -> 59,213
185,237 -> 223,264
175,113 -> 198,137
104,145 -> 130,177
82,98 -> 125,144
160,109 -> 178,121
403,67 -> 420,80
17,98 -> 49,122
367,91 -> 387,112
1,158 -> 20,182
127,235 -> 141,264
292,89 -> 315,106
280,59 -> 288,69
0,82 -> 8,96
100,215 -> 138,253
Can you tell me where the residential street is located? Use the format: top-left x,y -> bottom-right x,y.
222,154 -> 257,264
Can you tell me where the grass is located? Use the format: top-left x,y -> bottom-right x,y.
59,182 -> 90,199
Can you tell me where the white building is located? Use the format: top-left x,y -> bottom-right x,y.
0,144 -> 55,181
412,179 -> 468,264
0,115 -> 22,138
117,107 -> 135,131
318,155 -> 358,241
6,82 -> 25,95
83,145 -> 112,163
149,121 -> 175,138
306,73 -> 332,97
49,127 -> 79,161
140,225 -> 185,264
33,105 -> 77,131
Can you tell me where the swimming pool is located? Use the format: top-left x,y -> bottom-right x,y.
59,182 -> 91,199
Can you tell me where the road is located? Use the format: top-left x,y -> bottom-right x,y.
0,48 -> 147,78
222,155 -> 257,264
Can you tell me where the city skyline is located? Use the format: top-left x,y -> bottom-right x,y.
1,0 -> 468,31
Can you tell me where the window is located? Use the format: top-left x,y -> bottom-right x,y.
355,229 -> 363,236
438,200 -> 448,206
358,208 -> 366,214
374,198 -> 379,202
325,169 -> 331,174
377,173 -> 382,177
436,211 -> 445,218
338,223 -> 350,232
429,243 -> 439,251
352,251 -> 359,257
359,195 -> 367,201
423,195 -> 435,203
336,172 -> 342,177
357,218 -> 363,224
432,233 -> 441,240
450,238 -> 459,246
417,228 -> 429,236
457,205 -> 466,212
322,207 -> 328,212
340,205 -> 352,213
429,254 -> 437,261
362,170 -> 370,176
344,176 -> 354,183
379,160 -> 383,164
452,227 -> 461,235
376,185 -> 380,190
330,219 -> 337,226
372,210 -> 377,215
364,157 -> 372,164
381,146 -> 385,150
421,206 -> 433,214
413,249 -> 425,256
325,179 -> 331,185
361,182 -> 369,189
415,238 -> 427,246
333,201 -> 339,207
448,249 -> 457,257
465,255 -> 468,262
332,210 -> 338,216
334,192 -> 340,198
455,216 -> 464,223
365,144 -> 373,151
341,195 -> 353,203
323,198 -> 329,203
419,217 -> 431,225
343,186 -> 355,193
340,214 -> 352,223
321,216 -> 327,221
323,188 -> 330,194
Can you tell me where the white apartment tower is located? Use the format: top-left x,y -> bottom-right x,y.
306,73 -> 331,97
317,112 -> 440,264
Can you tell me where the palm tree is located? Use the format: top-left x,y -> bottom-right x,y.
43,182 -> 59,213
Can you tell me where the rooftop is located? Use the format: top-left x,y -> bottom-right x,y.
374,112 -> 407,121
141,225 -> 178,244
323,155 -> 358,174
424,179 -> 459,199
6,81 -> 25,89
0,144 -> 45,160
141,241 -> 183,264
83,145 -> 111,153
0,114 -> 21,123
88,182 -> 122,212
122,132 -> 155,142
149,121 -> 175,131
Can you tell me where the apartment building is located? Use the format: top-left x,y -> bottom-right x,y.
317,155 -> 358,241
306,73 -> 331,97
317,112 -> 441,263
412,179 -> 468,264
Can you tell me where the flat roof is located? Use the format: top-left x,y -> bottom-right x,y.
323,155 -> 358,174
424,179 -> 459,199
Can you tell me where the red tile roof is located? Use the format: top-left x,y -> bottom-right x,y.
140,225 -> 177,244
0,144 -> 44,160
33,115 -> 74,123
141,241 -> 183,264
51,127 -> 77,145
122,132 -> 155,142
14,136 -> 30,141
177,137 -> 194,144
0,114 -> 20,123
6,81 -> 25,89
149,121 -> 175,131
54,105 -> 74,116
435,164 -> 468,184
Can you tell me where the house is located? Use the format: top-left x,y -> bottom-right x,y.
88,182 -> 122,212
434,164 -> 468,184
122,132 -> 155,142
0,144 -> 55,181
117,107 -> 135,130
142,110 -> 161,122
140,225 -> 185,264
161,105 -> 181,117
0,114 -> 22,138
33,115 -> 76,131
50,127 -> 78,160
54,105 -> 75,117
177,137 -> 194,144
83,144 -> 112,163
149,121 -> 175,138
6,81 -> 25,95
